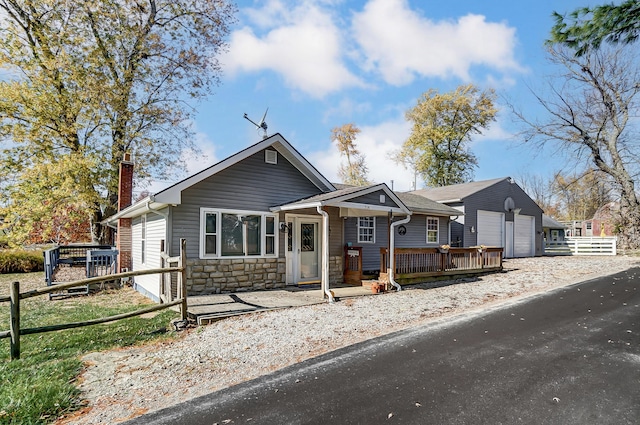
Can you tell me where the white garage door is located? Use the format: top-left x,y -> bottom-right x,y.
477,210 -> 504,247
514,214 -> 535,257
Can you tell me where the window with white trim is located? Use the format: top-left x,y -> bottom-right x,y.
358,216 -> 375,243
265,216 -> 276,255
426,216 -> 439,244
203,212 -> 217,255
200,208 -> 278,259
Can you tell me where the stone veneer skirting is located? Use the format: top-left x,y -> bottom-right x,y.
186,255 -> 344,295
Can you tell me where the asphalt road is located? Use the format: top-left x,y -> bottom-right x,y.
126,267 -> 640,425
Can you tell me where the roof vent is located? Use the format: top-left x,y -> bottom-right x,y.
265,150 -> 277,164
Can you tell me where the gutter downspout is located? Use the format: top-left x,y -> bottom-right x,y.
316,206 -> 334,302
145,196 -> 169,220
449,215 -> 459,246
389,214 -> 412,291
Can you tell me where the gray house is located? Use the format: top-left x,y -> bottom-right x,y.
106,133 -> 461,301
411,177 -> 544,257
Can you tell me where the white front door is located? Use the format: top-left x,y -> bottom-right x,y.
298,220 -> 320,282
284,215 -> 322,285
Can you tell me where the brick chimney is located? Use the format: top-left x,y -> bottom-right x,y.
117,153 -> 134,273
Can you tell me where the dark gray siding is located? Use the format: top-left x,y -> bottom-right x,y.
170,149 -> 325,258
344,216 -> 388,271
453,179 -> 544,255
349,190 -> 400,209
394,215 -> 449,248
344,214 -> 449,271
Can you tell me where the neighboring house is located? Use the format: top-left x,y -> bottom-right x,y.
105,133 -> 460,301
582,202 -> 620,237
561,220 -> 583,237
542,214 -> 567,242
410,177 -> 544,258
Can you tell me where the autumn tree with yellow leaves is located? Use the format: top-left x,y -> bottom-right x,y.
0,0 -> 236,244
396,84 -> 497,188
332,123 -> 370,186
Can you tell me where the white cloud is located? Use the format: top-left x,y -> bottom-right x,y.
308,116 -> 418,191
322,98 -> 372,123
223,1 -> 363,98
352,0 -> 523,85
182,131 -> 220,175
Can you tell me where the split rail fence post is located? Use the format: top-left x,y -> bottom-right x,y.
10,281 -> 20,360
180,238 -> 187,321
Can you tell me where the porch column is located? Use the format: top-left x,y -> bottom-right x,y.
317,206 -> 333,301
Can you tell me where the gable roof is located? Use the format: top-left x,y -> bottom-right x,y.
410,177 -> 508,202
154,133 -> 334,205
273,183 -> 411,216
106,133 -> 336,222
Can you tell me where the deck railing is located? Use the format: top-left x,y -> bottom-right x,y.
380,247 -> 503,283
43,245 -> 117,298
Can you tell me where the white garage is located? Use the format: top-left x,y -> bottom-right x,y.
477,210 -> 504,248
514,214 -> 535,257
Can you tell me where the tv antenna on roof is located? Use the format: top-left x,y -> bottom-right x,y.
243,108 -> 269,139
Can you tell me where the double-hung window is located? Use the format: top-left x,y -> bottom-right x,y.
358,217 -> 375,243
141,214 -> 147,264
200,208 -> 278,258
426,217 -> 439,244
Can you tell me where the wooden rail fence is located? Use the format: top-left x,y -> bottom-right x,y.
380,246 -> 503,283
1,239 -> 187,361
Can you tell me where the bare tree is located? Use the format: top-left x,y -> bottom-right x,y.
510,45 -> 640,248
516,173 -> 558,216
552,170 -> 613,221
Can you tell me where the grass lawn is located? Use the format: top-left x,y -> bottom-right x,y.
0,272 -> 181,424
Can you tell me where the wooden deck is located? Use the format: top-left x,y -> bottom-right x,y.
380,246 -> 503,284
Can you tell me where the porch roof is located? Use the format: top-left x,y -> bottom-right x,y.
271,183 -> 411,217
543,214 -> 566,229
395,192 -> 463,217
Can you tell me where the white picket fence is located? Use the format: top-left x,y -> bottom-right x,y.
544,237 -> 617,256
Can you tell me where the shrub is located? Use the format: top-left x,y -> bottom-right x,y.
0,249 -> 44,273
0,234 -> 9,249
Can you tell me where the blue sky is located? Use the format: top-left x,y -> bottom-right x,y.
173,0 -> 604,193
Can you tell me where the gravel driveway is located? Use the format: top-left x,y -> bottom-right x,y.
59,255 -> 639,424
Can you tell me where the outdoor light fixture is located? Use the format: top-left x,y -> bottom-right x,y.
470,225 -> 476,233
279,222 -> 291,233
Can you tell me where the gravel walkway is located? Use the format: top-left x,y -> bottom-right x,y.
60,255 -> 639,424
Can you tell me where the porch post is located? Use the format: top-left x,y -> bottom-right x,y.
317,206 -> 333,302
387,211 -> 392,270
